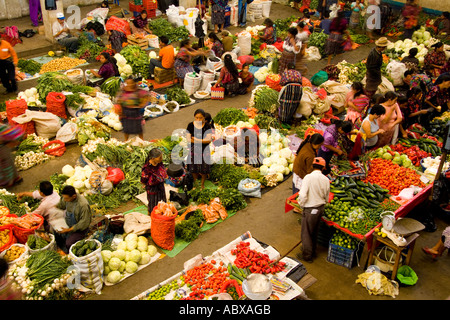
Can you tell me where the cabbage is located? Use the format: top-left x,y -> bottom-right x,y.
139,252 -> 151,265
107,270 -> 122,284
101,250 -> 112,263
125,233 -> 138,243
147,245 -> 157,257
259,165 -> 269,176
126,240 -> 138,251
104,266 -> 110,275
262,157 -> 272,167
276,157 -> 288,167
73,180 -> 85,190
108,257 -> 121,271
118,261 -> 126,273
125,261 -> 139,274
276,172 -> 284,182
117,241 -> 127,251
259,132 -> 268,144
62,165 -> 75,177
280,147 -> 292,159
112,249 -> 126,261
137,241 -> 148,252
129,249 -> 142,263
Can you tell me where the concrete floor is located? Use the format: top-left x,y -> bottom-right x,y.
2,3 -> 450,301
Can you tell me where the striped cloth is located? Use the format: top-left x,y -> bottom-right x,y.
278,83 -> 303,123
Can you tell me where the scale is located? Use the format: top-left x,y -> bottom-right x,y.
380,211 -> 407,247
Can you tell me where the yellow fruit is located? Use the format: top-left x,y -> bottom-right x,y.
382,233 -> 387,238
48,51 -> 55,57
374,228 -> 380,232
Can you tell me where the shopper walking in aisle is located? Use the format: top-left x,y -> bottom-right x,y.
29,0 -> 42,27
116,77 -> 150,141
278,27 -> 301,74
325,10 -> 349,66
141,148 -> 168,213
55,185 -> 92,253
297,157 -> 330,262
0,39 -> 18,94
238,0 -> 248,28
364,37 -> 388,98
210,0 -> 228,33
423,226 -> 450,259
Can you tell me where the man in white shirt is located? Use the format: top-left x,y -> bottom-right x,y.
297,157 -> 330,262
52,12 -> 79,53
17,181 -> 61,231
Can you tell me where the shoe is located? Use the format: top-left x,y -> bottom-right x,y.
422,247 -> 439,259
296,252 -> 312,263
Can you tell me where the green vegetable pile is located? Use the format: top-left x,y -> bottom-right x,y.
148,18 -> 190,42
175,209 -> 204,242
166,86 -> 191,105
36,72 -> 73,102
71,239 -> 99,257
18,59 -> 42,75
349,33 -> 370,45
15,135 -> 43,156
274,15 -> 298,39
213,108 -> 249,127
254,113 -> 280,130
120,45 -> 151,78
27,234 -> 49,250
252,86 -> 279,114
308,31 -> 329,56
209,164 -> 250,189
189,187 -> 247,212
75,34 -> 105,61
101,77 -> 122,97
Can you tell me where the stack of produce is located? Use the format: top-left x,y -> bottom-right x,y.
249,85 -> 279,114
39,57 -> 87,74
17,59 -> 42,76
120,45 -> 151,78
102,234 -> 158,284
14,134 -> 51,171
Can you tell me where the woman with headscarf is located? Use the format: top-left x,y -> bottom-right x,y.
424,42 -> 447,78
214,54 -> 240,96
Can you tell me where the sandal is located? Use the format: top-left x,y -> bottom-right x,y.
422,247 -> 439,259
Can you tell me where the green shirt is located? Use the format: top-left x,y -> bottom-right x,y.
57,193 -> 92,232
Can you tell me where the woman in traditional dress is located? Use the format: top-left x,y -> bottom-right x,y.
278,65 -> 303,124
208,32 -> 224,58
116,77 -> 149,141
130,10 -> 152,35
141,148 -> 168,213
424,42 -> 447,79
325,10 -> 349,65
259,18 -> 276,45
88,52 -> 119,86
214,54 -> 240,96
174,39 -> 209,86
186,109 -> 213,190
210,0 -> 228,33
278,27 -> 301,75
238,63 -> 254,95
344,81 -> 370,129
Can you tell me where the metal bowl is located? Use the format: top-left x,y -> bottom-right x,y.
55,50 -> 63,57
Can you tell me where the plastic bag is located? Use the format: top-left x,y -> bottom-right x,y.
106,167 -> 125,185
151,207 -> 176,250
238,178 -> 261,198
305,46 -> 321,62
56,122 -> 78,143
396,265 -> 418,286
124,212 -> 152,236
386,60 -> 408,87
310,71 -> 328,86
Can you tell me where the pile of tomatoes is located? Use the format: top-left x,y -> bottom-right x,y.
364,158 -> 426,196
181,260 -> 229,300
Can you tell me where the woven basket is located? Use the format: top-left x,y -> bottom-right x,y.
211,87 -> 225,100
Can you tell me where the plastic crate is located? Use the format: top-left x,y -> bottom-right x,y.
129,2 -> 143,12
143,0 -> 158,10
327,239 -> 360,269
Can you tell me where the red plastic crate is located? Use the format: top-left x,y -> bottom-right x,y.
129,2 -> 143,12
147,9 -> 156,17
143,0 -> 158,10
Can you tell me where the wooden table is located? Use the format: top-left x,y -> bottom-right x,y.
367,232 -> 420,280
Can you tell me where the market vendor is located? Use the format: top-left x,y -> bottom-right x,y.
130,10 -> 152,35
17,181 -> 60,231
360,104 -> 386,150
292,133 -> 324,196
296,157 -> 330,263
344,81 -> 369,129
259,18 -> 276,45
55,185 -> 92,253
88,52 -> 119,86
52,13 -> 79,54
424,42 -> 447,78
208,32 -> 224,58
318,119 -> 353,174
174,39 -> 209,87
108,29 -> 127,54
395,69 -> 415,95
295,22 -> 309,75
401,48 -> 420,73
186,109 -> 213,190
364,37 -> 388,98
433,11 -> 450,36
237,63 -> 254,95
141,148 -> 168,213
278,65 -> 303,124
376,91 -> 403,147
214,54 -> 240,96
148,36 -> 175,81
236,128 -> 262,167
221,30 -> 234,53
423,73 -> 450,123
401,87 -> 432,133
0,38 -> 18,94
